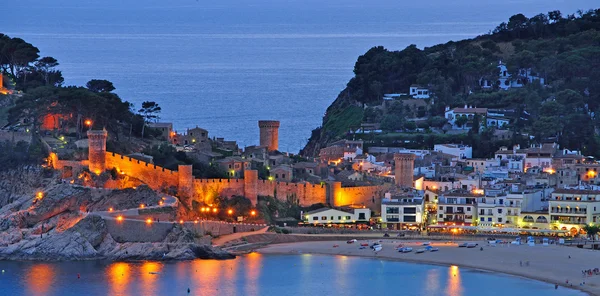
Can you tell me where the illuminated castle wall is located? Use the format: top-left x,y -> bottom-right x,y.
51,129 -> 389,211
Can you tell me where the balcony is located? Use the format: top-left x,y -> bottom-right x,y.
551,217 -> 587,224
445,210 -> 465,214
550,208 -> 587,215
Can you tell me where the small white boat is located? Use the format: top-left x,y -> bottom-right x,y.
149,272 -> 160,275
373,245 -> 383,252
422,242 -> 431,246
415,248 -> 425,254
466,243 -> 478,248
399,247 -> 413,253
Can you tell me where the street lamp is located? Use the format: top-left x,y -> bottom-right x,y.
228,209 -> 233,215
251,210 -> 256,216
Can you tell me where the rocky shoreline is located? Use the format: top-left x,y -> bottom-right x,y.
0,183 -> 235,262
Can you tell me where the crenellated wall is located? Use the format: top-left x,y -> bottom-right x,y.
192,178 -> 245,204
55,147 -> 387,210
105,152 -> 179,191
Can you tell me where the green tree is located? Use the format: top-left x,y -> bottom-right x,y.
380,114 -> 402,132
583,225 -> 600,240
138,101 -> 161,138
86,79 -> 115,93
455,116 -> 468,129
34,56 -> 59,85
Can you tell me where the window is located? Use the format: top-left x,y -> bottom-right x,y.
498,218 -> 503,223
386,207 -> 400,214
346,216 -> 351,220
282,174 -> 286,179
358,213 -> 366,220
467,207 -> 471,212
404,216 -> 416,222
404,207 -> 417,214
330,216 -> 334,220
480,217 -> 484,222
438,214 -> 443,218
497,209 -> 503,214
312,217 -> 318,221
321,216 -> 327,220
487,217 -> 492,222
228,164 -> 232,169
439,206 -> 443,210
338,216 -> 341,220
275,174 -> 279,178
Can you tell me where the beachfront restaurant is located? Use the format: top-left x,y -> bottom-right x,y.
302,207 -> 371,226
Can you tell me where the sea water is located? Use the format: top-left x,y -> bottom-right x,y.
1,0 -> 595,152
0,254 -> 586,296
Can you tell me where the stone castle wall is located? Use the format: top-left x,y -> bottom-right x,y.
59,148 -> 386,210
105,152 -> 179,191
337,185 -> 390,211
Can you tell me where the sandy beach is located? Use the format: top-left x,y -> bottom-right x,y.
259,239 -> 600,295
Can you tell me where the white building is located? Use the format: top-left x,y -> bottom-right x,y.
477,194 -> 508,227
434,144 -> 472,159
304,207 -> 371,225
465,158 -> 500,173
480,62 -> 545,91
409,85 -> 430,99
486,116 -> 510,128
381,194 -> 424,230
436,192 -> 479,226
549,189 -> 600,235
444,106 -> 488,130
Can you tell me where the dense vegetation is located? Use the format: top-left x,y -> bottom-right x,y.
303,9 -> 600,158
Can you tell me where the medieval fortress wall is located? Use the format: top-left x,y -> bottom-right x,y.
50,129 -> 389,210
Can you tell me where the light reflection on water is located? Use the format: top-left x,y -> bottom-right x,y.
0,254 -> 586,296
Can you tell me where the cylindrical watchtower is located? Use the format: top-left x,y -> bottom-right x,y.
258,120 -> 280,152
87,129 -> 108,175
394,153 -> 416,188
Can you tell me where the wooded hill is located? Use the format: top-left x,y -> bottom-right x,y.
301,9 -> 600,158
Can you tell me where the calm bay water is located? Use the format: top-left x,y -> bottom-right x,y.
0,254 -> 585,296
1,0 -> 595,152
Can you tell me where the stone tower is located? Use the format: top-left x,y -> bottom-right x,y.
394,153 -> 416,188
178,164 -> 194,200
87,129 -> 108,175
258,120 -> 280,151
244,170 -> 258,205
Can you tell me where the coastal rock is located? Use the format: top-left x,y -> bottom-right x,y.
190,244 -> 236,260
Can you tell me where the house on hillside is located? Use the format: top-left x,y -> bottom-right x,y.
479,61 -> 545,91
409,85 -> 430,99
444,106 -> 487,130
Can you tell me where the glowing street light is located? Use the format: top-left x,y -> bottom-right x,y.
228,209 -> 233,215
84,119 -> 92,127
146,218 -> 152,224
108,207 -> 113,212
251,210 -> 256,216
117,216 -> 123,222
212,208 -> 218,213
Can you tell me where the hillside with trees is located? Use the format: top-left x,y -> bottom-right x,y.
301,9 -> 600,158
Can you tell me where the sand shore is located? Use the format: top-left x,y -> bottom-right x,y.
259,239 -> 600,295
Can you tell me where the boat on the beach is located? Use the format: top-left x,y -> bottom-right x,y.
415,248 -> 425,254
347,239 -> 357,244
466,243 -> 478,248
373,245 -> 383,252
422,242 -> 431,246
399,247 -> 413,253
458,243 -> 468,248
425,246 -> 439,252
360,243 -> 369,247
